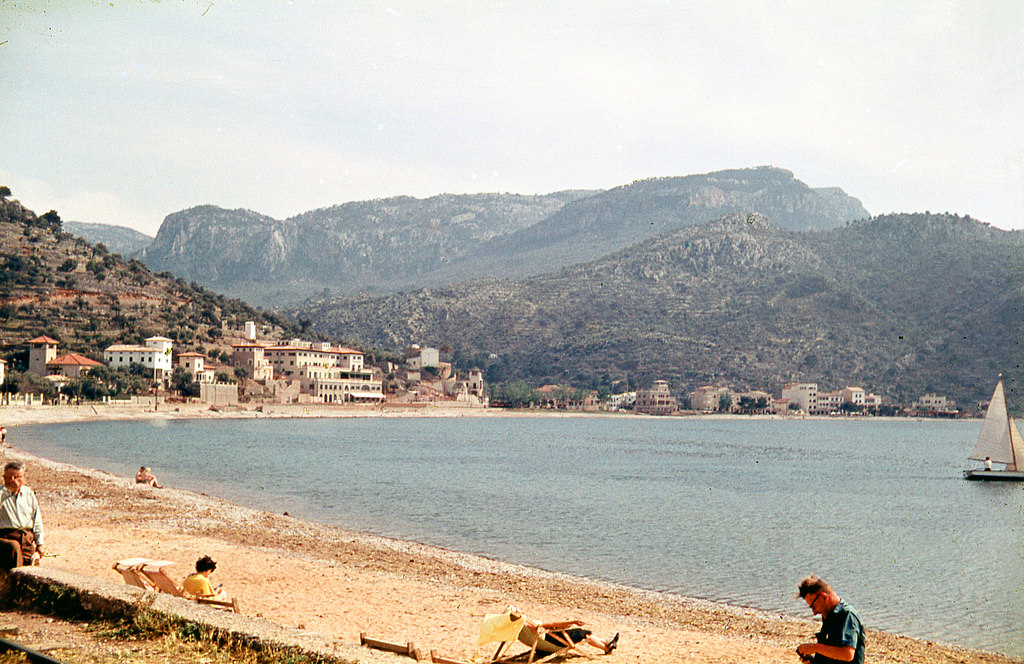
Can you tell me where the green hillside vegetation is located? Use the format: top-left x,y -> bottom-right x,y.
294,212 -> 1024,410
0,191 -> 297,394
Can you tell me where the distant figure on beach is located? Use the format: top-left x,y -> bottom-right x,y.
0,427 -> 6,445
135,466 -> 162,488
795,575 -> 864,664
183,555 -> 228,601
0,461 -> 45,570
984,456 -> 993,471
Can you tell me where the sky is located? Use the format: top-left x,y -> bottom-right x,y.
2,1 -> 1023,236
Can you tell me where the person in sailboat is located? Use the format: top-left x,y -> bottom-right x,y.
795,575 -> 864,664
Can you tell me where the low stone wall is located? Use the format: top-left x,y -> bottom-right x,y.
1,567 -> 402,664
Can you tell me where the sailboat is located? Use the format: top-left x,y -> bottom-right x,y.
963,375 -> 1024,481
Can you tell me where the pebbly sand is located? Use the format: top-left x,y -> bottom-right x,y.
0,403 -> 1018,664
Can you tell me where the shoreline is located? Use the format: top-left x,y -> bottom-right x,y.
0,404 -> 1015,663
0,400 -> 978,428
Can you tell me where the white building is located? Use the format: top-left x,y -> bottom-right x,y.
818,390 -> 843,413
264,343 -> 365,378
177,351 -> 216,383
607,391 -> 636,411
0,358 -> 6,386
781,382 -> 818,414
406,345 -> 440,370
913,393 -> 957,415
841,386 -> 866,406
104,336 -> 174,380
301,364 -> 384,403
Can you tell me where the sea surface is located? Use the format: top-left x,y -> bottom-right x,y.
11,416 -> 1023,656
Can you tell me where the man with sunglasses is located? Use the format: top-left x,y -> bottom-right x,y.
795,575 -> 865,663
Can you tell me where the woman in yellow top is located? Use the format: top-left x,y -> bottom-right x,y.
182,555 -> 227,600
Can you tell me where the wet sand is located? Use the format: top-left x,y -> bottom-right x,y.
1,403 -> 1017,663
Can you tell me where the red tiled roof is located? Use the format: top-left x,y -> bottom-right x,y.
27,335 -> 60,345
47,353 -> 102,367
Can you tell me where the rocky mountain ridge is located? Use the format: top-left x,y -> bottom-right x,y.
293,211 -> 1024,408
130,167 -> 868,306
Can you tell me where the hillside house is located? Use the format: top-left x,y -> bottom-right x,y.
231,343 -> 274,382
636,380 -> 677,415
26,335 -> 60,376
46,353 -> 102,379
103,336 -> 174,380
176,351 -> 216,383
406,345 -> 440,370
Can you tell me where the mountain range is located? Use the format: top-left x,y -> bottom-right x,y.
126,167 -> 868,307
37,167 -> 1024,407
292,211 -> 1023,407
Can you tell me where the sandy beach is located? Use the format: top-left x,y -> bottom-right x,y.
0,403 -> 1017,664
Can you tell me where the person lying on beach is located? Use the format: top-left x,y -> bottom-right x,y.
135,466 -> 162,488
182,555 -> 228,601
480,606 -> 618,655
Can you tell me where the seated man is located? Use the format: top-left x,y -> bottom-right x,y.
479,606 -> 618,656
0,461 -> 45,571
182,555 -> 228,601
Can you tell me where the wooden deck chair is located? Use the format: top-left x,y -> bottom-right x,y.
478,608 -> 597,664
112,558 -> 241,613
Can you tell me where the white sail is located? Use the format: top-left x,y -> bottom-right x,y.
969,378 -> 1016,465
1007,417 -> 1024,472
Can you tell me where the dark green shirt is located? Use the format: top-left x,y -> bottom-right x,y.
814,601 -> 865,664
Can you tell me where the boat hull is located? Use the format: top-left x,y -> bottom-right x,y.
963,469 -> 1024,481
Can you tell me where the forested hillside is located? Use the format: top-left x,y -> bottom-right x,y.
0,193 -> 295,370
293,212 -> 1024,408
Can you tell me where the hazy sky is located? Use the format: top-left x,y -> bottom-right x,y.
3,1 -> 1023,235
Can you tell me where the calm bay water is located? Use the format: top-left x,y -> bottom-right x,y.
11,416 -> 1023,656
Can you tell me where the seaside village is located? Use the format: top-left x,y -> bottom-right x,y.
0,321 -> 969,418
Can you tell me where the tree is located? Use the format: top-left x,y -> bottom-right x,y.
39,210 -> 62,232
501,381 -> 538,408
234,366 -> 249,382
170,366 -> 200,398
0,185 -> 11,200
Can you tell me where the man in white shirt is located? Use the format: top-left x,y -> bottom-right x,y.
0,461 -> 45,570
